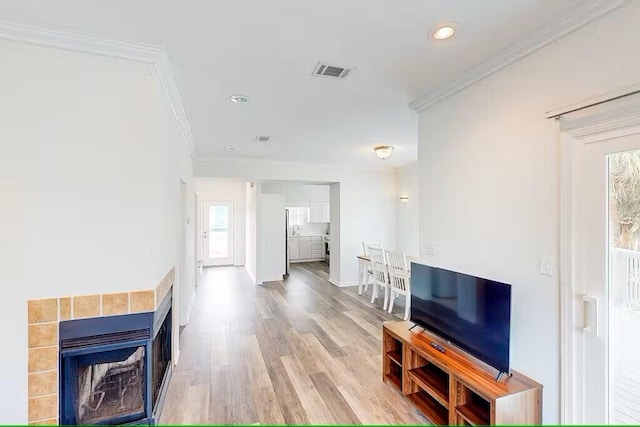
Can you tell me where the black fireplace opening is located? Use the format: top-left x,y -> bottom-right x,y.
60,293 -> 172,425
73,345 -> 147,424
151,306 -> 172,414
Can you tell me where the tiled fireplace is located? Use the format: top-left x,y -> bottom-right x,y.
27,268 -> 174,425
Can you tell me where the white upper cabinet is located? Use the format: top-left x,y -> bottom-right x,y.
309,201 -> 330,223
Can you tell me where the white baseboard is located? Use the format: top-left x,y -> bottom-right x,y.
245,266 -> 257,284
329,279 -> 359,288
181,288 -> 196,326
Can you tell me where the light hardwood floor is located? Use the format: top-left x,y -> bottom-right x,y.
159,262 -> 425,424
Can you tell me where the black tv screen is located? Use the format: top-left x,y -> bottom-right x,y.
410,262 -> 511,374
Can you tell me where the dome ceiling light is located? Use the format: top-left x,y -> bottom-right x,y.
374,145 -> 394,159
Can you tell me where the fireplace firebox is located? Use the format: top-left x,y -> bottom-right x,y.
59,293 -> 172,425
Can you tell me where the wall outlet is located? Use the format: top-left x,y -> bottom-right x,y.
539,255 -> 553,276
426,241 -> 439,256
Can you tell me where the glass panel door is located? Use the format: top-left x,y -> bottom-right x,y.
577,133 -> 640,424
608,150 -> 640,424
209,205 -> 229,258
203,201 -> 234,266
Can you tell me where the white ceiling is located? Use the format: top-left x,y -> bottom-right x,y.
0,0 -> 586,168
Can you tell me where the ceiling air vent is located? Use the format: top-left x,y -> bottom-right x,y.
255,136 -> 270,142
312,62 -> 353,79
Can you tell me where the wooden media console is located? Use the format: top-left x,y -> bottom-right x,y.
383,320 -> 542,425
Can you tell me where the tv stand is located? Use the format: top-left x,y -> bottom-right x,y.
383,321 -> 542,425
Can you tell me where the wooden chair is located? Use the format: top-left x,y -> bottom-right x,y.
367,246 -> 390,309
361,241 -> 382,295
386,251 -> 411,320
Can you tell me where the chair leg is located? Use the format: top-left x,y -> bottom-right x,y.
404,294 -> 410,320
388,291 -> 395,314
383,285 -> 389,310
359,268 -> 367,295
371,283 -> 377,304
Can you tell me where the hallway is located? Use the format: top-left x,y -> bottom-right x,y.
159,263 -> 424,424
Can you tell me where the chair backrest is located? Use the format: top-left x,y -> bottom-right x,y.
363,241 -> 382,256
367,246 -> 388,286
386,251 -> 410,295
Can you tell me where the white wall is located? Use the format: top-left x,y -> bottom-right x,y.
330,183 -> 341,274
195,158 -> 396,285
195,178 -> 247,265
396,163 -> 419,255
245,183 -> 258,283
257,193 -> 286,283
416,4 -> 640,423
261,181 -> 331,205
0,40 -> 194,422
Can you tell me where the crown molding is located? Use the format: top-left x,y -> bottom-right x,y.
409,0 -> 626,113
0,21 -> 162,62
0,21 -> 195,159
155,53 -> 196,160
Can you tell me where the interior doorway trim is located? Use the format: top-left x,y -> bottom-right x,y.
559,102 -> 640,424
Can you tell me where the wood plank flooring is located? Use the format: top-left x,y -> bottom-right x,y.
159,262 -> 425,424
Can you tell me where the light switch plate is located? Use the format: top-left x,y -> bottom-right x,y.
426,241 -> 439,256
539,255 -> 553,276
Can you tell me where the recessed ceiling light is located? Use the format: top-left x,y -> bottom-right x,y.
433,25 -> 455,40
229,94 -> 250,103
224,146 -> 235,151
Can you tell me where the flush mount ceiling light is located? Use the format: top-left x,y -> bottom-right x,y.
374,145 -> 394,159
229,94 -> 250,103
400,196 -> 410,204
432,24 -> 456,40
224,146 -> 235,151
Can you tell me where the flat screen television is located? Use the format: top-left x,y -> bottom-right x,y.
410,262 -> 512,374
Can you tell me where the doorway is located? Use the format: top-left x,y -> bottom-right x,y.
202,201 -> 234,266
562,100 -> 640,424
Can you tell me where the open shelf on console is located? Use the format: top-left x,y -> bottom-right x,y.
455,383 -> 491,426
385,360 -> 403,390
457,403 -> 490,426
408,363 -> 449,408
407,390 -> 449,425
383,332 -> 404,391
386,350 -> 403,367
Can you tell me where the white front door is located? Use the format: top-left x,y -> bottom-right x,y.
202,201 -> 234,266
574,132 -> 640,423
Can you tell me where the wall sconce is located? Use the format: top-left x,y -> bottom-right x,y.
400,196 -> 409,204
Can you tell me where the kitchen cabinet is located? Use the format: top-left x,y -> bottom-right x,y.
311,236 -> 323,258
309,201 -> 330,223
289,236 -> 325,262
289,237 -> 299,260
299,236 -> 312,258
